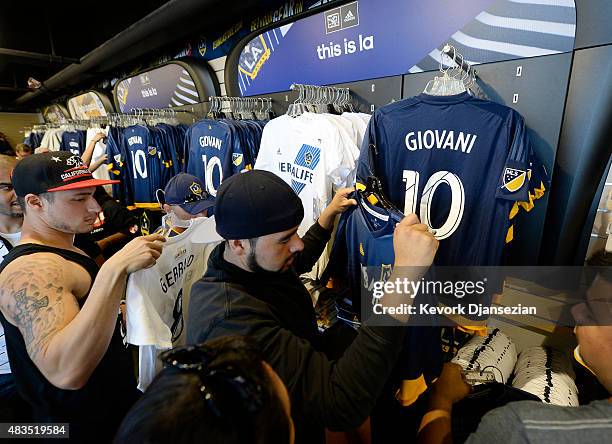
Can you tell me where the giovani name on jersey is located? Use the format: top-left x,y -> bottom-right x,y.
405,130 -> 477,154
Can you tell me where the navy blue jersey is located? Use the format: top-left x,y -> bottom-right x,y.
123,125 -> 164,208
106,127 -> 133,205
357,92 -> 546,266
327,194 -> 442,390
60,130 -> 86,156
185,120 -> 247,196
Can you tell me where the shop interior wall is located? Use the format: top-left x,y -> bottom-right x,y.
95,0 -> 611,267
0,113 -> 43,149
539,0 -> 612,265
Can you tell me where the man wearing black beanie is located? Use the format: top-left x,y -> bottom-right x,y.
187,170 -> 439,444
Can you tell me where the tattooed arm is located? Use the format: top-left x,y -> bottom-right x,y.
0,234 -> 164,390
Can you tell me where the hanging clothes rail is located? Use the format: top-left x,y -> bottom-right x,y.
287,83 -> 354,116
207,96 -> 272,120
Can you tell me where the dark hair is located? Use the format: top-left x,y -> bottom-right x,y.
114,336 -> 291,444
16,191 -> 54,214
15,143 -> 33,154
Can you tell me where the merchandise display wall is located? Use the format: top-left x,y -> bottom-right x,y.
18,0 -> 611,269
223,0 -> 612,267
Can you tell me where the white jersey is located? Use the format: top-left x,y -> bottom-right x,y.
126,216 -> 220,390
86,127 -> 112,193
39,128 -> 63,151
256,112 -> 367,279
0,231 -> 21,376
255,113 -> 354,237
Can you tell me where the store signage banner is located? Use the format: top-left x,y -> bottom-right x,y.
67,92 -> 109,120
42,104 -> 69,123
237,0 -> 576,96
115,63 -> 201,112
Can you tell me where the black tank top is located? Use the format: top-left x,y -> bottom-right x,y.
0,244 -> 139,443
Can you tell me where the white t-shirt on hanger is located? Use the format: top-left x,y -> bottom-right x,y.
255,113 -> 354,237
86,127 -> 112,193
125,216 -> 220,391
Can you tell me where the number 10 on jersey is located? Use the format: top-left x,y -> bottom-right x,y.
403,170 -> 465,240
202,154 -> 222,197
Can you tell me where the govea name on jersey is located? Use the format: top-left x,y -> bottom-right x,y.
186,120 -> 245,197
357,93 -> 533,266
124,125 -> 163,206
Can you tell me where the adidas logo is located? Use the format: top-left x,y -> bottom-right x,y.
344,10 -> 355,22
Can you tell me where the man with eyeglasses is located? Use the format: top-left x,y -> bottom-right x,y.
0,154 -> 28,421
187,170 -> 439,444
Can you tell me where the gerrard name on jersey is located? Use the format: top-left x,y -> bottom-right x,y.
159,254 -> 195,293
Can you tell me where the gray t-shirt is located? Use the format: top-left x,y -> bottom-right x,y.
465,399 -> 612,444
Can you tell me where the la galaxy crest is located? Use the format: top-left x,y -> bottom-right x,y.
304,151 -> 314,167
238,35 -> 271,80
190,181 -> 203,197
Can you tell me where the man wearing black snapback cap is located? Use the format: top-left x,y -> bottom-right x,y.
0,152 -> 166,442
187,170 -> 439,444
